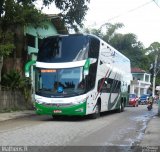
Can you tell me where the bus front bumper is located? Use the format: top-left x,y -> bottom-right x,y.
35,102 -> 86,116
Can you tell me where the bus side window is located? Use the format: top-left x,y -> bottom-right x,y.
106,83 -> 111,89
101,86 -> 107,92
98,78 -> 108,92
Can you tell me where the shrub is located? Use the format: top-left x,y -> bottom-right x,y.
1,70 -> 31,101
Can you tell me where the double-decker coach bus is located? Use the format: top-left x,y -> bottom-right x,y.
34,34 -> 132,118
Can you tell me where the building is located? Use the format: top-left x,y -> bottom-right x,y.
24,14 -> 68,99
25,14 -> 68,62
130,68 -> 151,97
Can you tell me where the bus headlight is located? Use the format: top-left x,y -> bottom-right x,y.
73,97 -> 87,105
35,99 -> 44,104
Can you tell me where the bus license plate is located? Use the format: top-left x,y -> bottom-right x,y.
53,110 -> 62,113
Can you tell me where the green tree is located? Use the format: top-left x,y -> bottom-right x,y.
146,42 -> 160,61
0,0 -> 46,87
0,30 -> 14,57
0,0 -> 90,84
84,23 -> 124,42
110,33 -> 147,69
101,23 -> 124,43
146,42 -> 160,86
84,28 -> 103,38
0,30 -> 15,86
84,23 -> 147,70
0,0 -> 90,58
0,0 -> 90,31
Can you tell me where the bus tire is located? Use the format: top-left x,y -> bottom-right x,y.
90,102 -> 101,119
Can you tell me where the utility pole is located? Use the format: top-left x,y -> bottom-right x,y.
152,54 -> 158,97
0,56 -> 3,91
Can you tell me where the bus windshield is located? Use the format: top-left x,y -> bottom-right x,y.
38,35 -> 89,62
35,67 -> 86,97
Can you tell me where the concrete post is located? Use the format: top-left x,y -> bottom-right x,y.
152,55 -> 158,97
158,100 -> 160,116
138,82 -> 141,97
158,95 -> 160,116
158,92 -> 160,116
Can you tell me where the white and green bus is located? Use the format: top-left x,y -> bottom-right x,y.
34,34 -> 132,118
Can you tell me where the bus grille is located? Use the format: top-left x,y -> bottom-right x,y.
41,103 -> 73,107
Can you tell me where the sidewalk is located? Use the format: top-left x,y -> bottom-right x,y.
139,103 -> 160,147
140,114 -> 160,146
0,110 -> 35,122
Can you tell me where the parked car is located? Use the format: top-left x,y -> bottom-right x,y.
139,94 -> 150,105
129,94 -> 139,107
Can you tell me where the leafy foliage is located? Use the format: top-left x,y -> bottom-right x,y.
84,23 -> 124,42
0,0 -> 90,31
0,30 -> 15,57
42,0 -> 90,31
84,23 -> 148,70
0,0 -> 47,31
109,33 -> 147,69
84,23 -> 160,86
0,0 -> 47,59
84,28 -> 103,39
1,70 -> 31,101
0,0 -> 90,58
1,70 -> 29,90
146,42 -> 160,85
101,23 -> 124,43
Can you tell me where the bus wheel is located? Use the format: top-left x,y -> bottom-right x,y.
90,102 -> 100,119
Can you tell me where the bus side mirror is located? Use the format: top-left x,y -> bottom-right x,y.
83,58 -> 97,77
84,68 -> 89,76
83,59 -> 90,77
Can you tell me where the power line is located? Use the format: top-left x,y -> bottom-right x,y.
107,0 -> 153,22
153,0 -> 160,8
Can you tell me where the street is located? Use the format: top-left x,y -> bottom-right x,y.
0,104 -> 158,151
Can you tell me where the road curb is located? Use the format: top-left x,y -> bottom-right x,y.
0,110 -> 36,122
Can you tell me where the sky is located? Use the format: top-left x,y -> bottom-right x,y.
40,0 -> 160,48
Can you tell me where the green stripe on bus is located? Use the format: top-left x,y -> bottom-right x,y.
35,102 -> 87,116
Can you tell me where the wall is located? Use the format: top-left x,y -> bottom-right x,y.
25,21 -> 58,38
130,72 -> 151,97
0,91 -> 33,112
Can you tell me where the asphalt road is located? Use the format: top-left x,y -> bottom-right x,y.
0,104 -> 158,152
